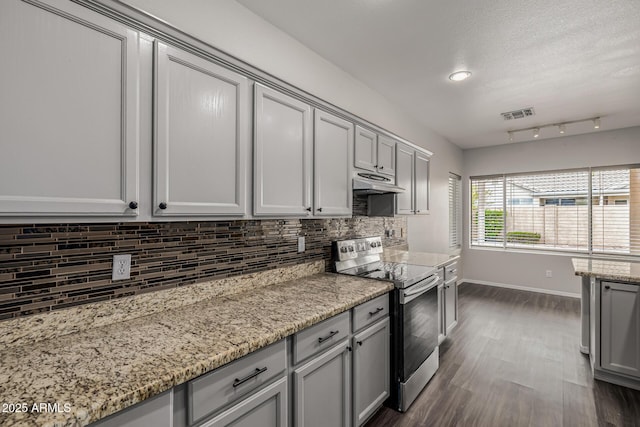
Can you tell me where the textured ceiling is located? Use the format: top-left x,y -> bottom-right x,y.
237,0 -> 640,149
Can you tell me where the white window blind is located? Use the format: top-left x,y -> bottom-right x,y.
449,173 -> 462,248
471,176 -> 504,247
506,170 -> 589,252
592,167 -> 640,256
470,165 -> 640,256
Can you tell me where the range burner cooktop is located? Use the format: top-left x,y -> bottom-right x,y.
333,237 -> 436,288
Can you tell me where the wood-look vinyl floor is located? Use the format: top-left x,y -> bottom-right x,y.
365,283 -> 640,427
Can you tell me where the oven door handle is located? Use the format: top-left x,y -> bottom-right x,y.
400,275 -> 440,305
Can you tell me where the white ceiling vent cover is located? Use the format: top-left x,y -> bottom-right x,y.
501,107 -> 535,120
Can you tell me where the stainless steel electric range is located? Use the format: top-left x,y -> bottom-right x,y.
333,236 -> 441,412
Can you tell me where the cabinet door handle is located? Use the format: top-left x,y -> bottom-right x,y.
128,201 -> 138,209
346,346 -> 352,352
379,165 -> 384,170
306,207 -> 312,212
374,165 -> 378,168
318,330 -> 339,343
317,207 -> 323,212
368,307 -> 384,316
604,285 -> 610,290
159,202 -> 167,210
233,367 -> 268,388
416,210 -> 420,213
357,341 -> 363,346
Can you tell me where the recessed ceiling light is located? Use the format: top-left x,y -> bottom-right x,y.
533,128 -> 540,138
558,124 -> 566,134
448,71 -> 472,81
593,118 -> 601,129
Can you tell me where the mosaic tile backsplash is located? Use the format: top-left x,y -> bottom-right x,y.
0,197 -> 406,320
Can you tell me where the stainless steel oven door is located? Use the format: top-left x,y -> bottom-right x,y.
399,274 -> 440,381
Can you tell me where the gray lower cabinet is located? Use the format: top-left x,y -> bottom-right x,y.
293,339 -> 352,427
201,377 -> 288,427
600,281 -> 640,378
90,390 -> 173,427
439,261 -> 459,342
352,317 -> 390,426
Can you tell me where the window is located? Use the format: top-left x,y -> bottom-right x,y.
449,173 -> 462,248
470,165 -> 640,256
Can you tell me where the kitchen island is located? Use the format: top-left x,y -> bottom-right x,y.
572,257 -> 640,391
0,261 -> 392,427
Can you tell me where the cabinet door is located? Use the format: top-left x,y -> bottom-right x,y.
314,110 -> 353,217
600,281 -> 640,378
154,42 -> 249,216
414,152 -> 430,214
437,283 -> 445,344
294,341 -> 351,427
254,84 -> 312,216
395,145 -> 414,215
0,0 -> 139,217
354,126 -> 377,172
91,390 -> 172,427
353,318 -> 389,426
376,136 -> 396,177
445,278 -> 458,333
202,377 -> 288,427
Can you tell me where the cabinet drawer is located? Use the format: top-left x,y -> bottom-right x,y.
188,340 -> 286,425
444,261 -> 458,281
293,311 -> 350,364
352,294 -> 389,333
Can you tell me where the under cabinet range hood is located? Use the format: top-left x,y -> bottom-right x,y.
353,172 -> 405,195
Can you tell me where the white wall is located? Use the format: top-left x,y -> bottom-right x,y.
462,126 -> 640,297
121,0 -> 463,253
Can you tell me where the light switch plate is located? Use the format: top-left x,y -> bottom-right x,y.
112,254 -> 131,280
298,236 -> 305,253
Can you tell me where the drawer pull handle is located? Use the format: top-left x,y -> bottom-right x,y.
232,367 -> 268,388
604,285 -> 610,290
368,307 -> 384,316
318,330 -> 339,343
448,268 -> 457,274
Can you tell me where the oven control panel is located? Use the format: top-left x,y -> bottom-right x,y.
335,236 -> 383,261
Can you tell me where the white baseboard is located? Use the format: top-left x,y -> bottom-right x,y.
459,278 -> 580,299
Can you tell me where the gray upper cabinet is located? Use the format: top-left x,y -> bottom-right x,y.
600,281 -> 640,378
254,84 -> 312,216
395,144 -> 430,215
314,110 -> 353,217
154,42 -> 249,217
353,318 -> 389,426
354,126 -> 396,178
376,135 -> 396,177
414,152 -> 430,214
396,145 -> 415,215
354,126 -> 377,172
293,340 -> 351,427
0,0 -> 139,217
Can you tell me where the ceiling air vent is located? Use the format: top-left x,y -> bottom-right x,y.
501,107 -> 535,120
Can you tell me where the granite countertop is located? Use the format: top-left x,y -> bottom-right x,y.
572,258 -> 640,283
0,262 -> 392,427
382,248 -> 459,268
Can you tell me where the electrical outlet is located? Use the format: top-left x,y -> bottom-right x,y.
112,254 -> 131,280
298,236 -> 305,253
546,270 -> 552,278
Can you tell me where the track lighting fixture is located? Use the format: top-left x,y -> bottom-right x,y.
506,116 -> 601,142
